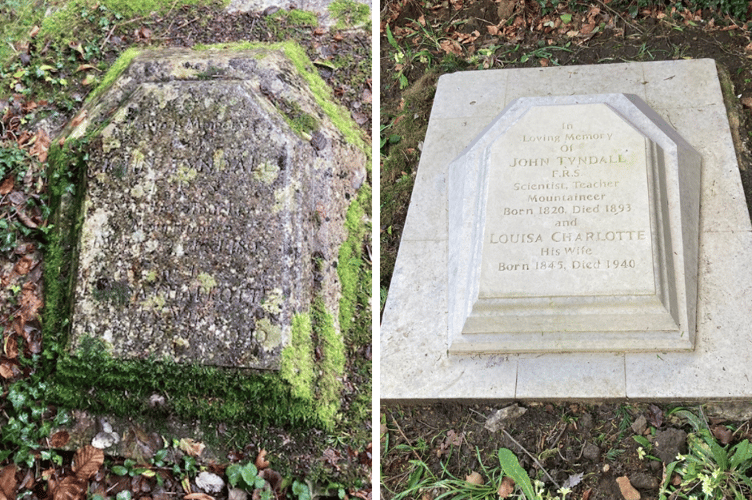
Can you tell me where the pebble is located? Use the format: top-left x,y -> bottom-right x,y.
630,472 -> 659,490
582,442 -> 600,462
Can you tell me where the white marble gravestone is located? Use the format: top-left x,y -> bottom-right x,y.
448,95 -> 701,353
381,59 -> 752,400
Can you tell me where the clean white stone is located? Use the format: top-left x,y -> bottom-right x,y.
447,95 -> 701,353
381,58 -> 752,401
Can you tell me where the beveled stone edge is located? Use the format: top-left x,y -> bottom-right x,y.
447,94 -> 702,353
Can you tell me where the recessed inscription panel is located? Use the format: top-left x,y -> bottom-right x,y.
480,104 -> 655,298
447,95 -> 701,353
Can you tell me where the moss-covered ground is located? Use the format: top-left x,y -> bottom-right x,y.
0,0 -> 371,498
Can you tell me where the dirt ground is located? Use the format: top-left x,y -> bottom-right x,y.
379,1 -> 752,498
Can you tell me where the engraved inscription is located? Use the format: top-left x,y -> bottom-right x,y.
479,104 -> 654,297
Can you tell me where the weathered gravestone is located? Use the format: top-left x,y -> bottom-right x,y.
58,45 -> 365,369
381,59 -> 752,400
448,95 -> 701,353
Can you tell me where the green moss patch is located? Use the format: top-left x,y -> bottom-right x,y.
328,0 -> 370,29
192,41 -> 368,158
38,0 -> 228,47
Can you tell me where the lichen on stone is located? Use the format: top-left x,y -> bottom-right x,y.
196,273 -> 217,294
253,161 -> 280,185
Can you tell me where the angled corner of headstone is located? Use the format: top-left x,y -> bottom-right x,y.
448,93 -> 701,354
51,45 -> 365,370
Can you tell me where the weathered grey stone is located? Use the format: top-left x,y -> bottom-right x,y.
66,46 -> 364,369
447,95 -> 701,354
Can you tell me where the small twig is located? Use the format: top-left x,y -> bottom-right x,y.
391,417 -> 424,463
502,428 -> 561,490
100,15 -> 151,50
161,0 -> 181,35
595,0 -> 643,34
174,17 -> 199,30
549,422 -> 568,448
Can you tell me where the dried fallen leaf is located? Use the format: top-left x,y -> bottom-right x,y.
439,39 -> 463,56
487,25 -> 500,35
178,438 -> 205,457
134,27 -> 152,41
465,471 -> 483,485
322,448 -> 342,471
539,58 -> 550,67
582,488 -> 592,500
29,128 -> 50,162
75,64 -> 99,73
184,493 -> 214,500
15,208 -> 37,229
13,255 -> 33,276
313,27 -> 325,35
73,445 -> 104,480
51,476 -> 86,500
70,110 -> 87,129
4,335 -> 18,359
29,26 -> 40,38
0,465 -> 17,500
255,449 -> 270,470
49,431 -> 71,448
712,425 -> 733,445
0,364 -> 13,379
19,282 -> 43,322
647,404 -> 663,428
0,178 -> 13,195
497,476 -> 515,498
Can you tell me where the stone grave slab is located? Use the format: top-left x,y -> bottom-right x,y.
381,59 -> 752,400
61,46 -> 365,369
448,95 -> 701,354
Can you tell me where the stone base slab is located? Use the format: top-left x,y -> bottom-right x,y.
380,59 -> 752,400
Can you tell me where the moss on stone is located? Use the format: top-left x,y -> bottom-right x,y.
88,47 -> 140,103
279,313 -> 314,401
311,300 -> 344,427
41,40 -> 368,435
270,9 -> 319,27
337,183 -> 370,340
190,41 -> 368,157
